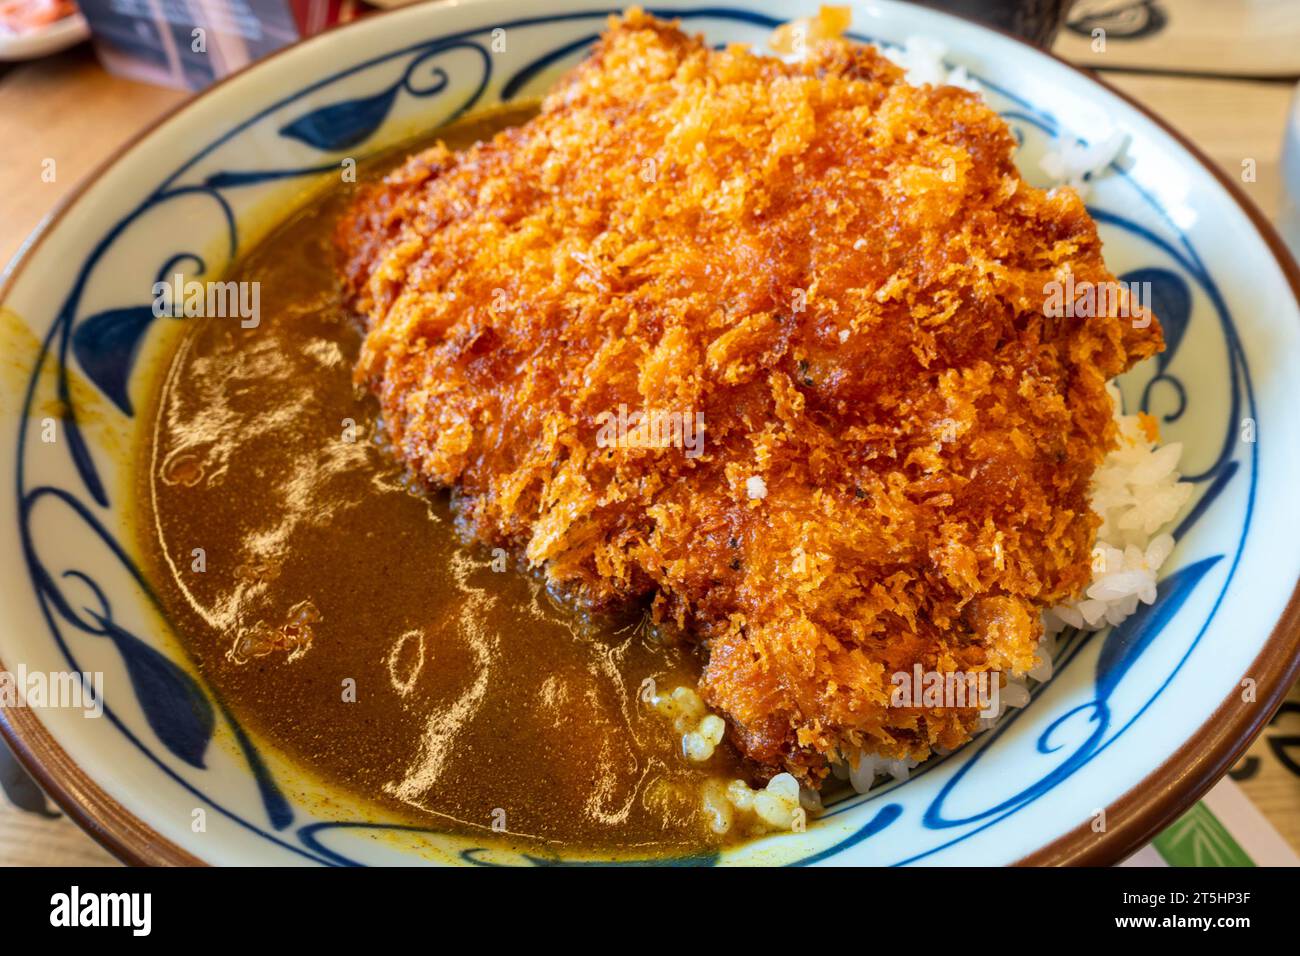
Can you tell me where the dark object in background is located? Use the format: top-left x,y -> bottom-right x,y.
0,734 -> 58,819
78,0 -> 367,90
908,0 -> 1077,49
78,0 -> 1074,91
1065,0 -> 1166,42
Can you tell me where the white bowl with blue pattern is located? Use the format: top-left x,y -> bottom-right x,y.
2,0 -> 1299,866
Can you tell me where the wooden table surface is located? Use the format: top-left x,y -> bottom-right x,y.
2,5 -> 1298,866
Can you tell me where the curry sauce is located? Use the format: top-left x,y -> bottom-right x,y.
136,107 -> 744,857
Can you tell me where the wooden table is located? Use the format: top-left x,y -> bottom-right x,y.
2,7 -> 1298,866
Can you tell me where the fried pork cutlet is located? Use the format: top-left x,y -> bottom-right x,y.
337,9 -> 1163,785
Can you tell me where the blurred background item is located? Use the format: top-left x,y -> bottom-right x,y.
77,0 -> 371,88
909,0 -> 1076,48
0,0 -> 89,61
1057,0 -> 1300,78
1280,83 -> 1300,255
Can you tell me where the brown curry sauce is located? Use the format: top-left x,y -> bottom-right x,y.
136,107 -> 745,858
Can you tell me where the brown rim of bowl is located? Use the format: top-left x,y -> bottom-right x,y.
0,683 -> 204,866
1,1 -> 1298,868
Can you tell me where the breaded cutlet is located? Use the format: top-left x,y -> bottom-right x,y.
337,8 -> 1163,783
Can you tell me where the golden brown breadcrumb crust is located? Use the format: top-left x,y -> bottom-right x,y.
337,9 -> 1163,783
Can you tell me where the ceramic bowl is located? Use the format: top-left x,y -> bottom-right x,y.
2,0 -> 1299,866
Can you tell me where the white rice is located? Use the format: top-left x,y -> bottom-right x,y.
1039,130 -> 1129,198
1047,384 -> 1192,633
701,773 -> 809,836
879,35 -> 981,93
